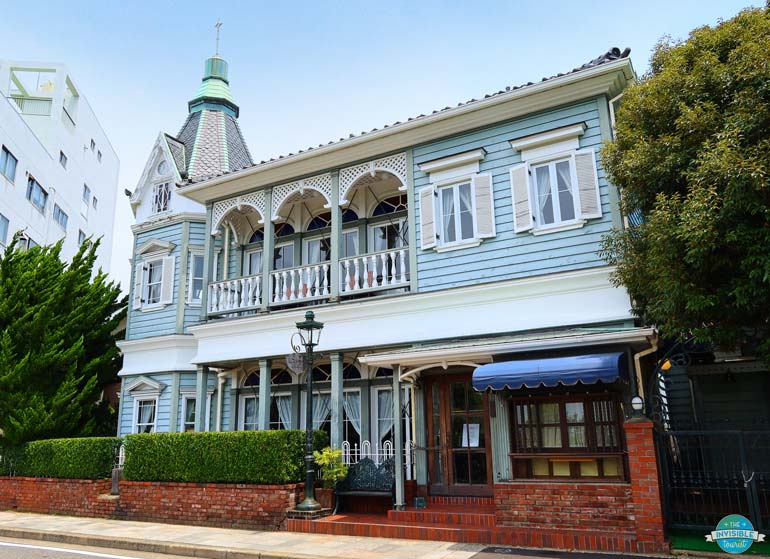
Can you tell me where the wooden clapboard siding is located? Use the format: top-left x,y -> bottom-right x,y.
118,373 -> 174,435
413,98 -> 615,292
127,223 -> 185,340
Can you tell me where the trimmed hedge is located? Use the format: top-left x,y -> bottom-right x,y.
1,438 -> 121,479
123,430 -> 329,484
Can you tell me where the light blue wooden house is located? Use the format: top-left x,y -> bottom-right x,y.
119,46 -> 658,509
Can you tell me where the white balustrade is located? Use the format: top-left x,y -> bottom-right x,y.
340,247 -> 409,295
271,263 -> 330,304
207,274 -> 262,314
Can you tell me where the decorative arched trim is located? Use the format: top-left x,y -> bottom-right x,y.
399,361 -> 484,383
211,190 -> 266,235
271,173 -> 333,221
339,153 -> 408,206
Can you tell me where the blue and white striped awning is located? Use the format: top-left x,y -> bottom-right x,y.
472,352 -> 627,391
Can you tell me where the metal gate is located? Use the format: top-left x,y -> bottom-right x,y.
657,430 -> 770,531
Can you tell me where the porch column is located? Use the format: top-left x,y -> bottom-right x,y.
392,364 -> 405,509
330,352 -> 344,448
228,371 -> 238,431
329,171 -> 341,301
200,203 -> 215,320
260,188 -> 274,310
413,382 -> 428,485
194,365 -> 209,432
258,359 -> 272,430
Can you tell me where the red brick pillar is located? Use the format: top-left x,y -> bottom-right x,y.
624,417 -> 667,553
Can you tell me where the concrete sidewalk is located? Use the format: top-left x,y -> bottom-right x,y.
0,511 -> 483,559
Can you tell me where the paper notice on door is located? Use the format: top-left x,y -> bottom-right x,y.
462,423 -> 480,448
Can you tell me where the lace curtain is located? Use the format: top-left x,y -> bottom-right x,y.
343,391 -> 362,435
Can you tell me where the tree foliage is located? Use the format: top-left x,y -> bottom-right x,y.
0,236 -> 126,446
601,7 -> 770,362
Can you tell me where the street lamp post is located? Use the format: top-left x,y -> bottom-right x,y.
292,310 -> 324,512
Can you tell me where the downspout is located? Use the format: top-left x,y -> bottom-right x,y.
215,371 -> 228,432
633,331 -> 659,401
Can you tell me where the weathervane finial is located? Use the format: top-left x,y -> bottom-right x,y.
215,20 -> 223,56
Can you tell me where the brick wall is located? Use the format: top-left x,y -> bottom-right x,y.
0,477 -> 116,518
0,477 -> 303,530
117,481 -> 303,529
493,418 -> 667,554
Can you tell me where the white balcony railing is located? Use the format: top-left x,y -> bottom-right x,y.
208,274 -> 262,314
271,263 -> 330,305
10,96 -> 52,116
340,247 -> 409,296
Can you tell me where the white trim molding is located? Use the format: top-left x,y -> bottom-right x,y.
418,148 -> 486,175
509,122 -> 586,160
118,334 -> 198,376
135,239 -> 175,257
189,266 -> 634,365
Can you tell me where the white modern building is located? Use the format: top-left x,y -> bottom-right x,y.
0,60 -> 119,273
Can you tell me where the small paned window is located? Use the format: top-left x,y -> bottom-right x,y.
0,213 -> 9,247
26,178 -> 48,212
92,196 -> 98,210
82,184 -> 91,203
53,204 -> 68,230
372,194 -> 408,216
90,139 -> 96,151
97,150 -> 102,163
248,228 -> 264,243
274,222 -> 294,237
531,158 -> 577,226
189,253 -> 204,302
510,394 -> 624,480
183,397 -> 196,432
145,259 -> 163,305
0,146 -> 18,182
78,230 -> 86,245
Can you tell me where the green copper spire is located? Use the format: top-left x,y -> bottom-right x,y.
188,55 -> 239,117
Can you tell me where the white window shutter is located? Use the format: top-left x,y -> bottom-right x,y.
472,173 -> 496,239
509,163 -> 533,233
159,255 -> 175,305
575,148 -> 602,219
132,261 -> 144,310
419,186 -> 437,250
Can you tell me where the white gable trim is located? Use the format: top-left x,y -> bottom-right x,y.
136,239 -> 175,256
418,148 -> 486,174
130,133 -> 183,210
509,123 -> 586,161
125,375 -> 166,395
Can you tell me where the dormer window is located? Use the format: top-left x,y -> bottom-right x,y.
152,182 -> 171,213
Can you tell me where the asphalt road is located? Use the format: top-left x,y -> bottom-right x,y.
0,540 -> 188,559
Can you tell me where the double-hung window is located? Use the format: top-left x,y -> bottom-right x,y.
0,146 -> 18,182
510,394 -> 624,480
439,182 -> 475,245
145,259 -> 163,305
273,242 -> 294,270
135,399 -> 157,433
26,178 -> 47,213
152,183 -> 171,213
342,229 -> 358,258
531,158 -> 577,226
239,395 -> 259,430
82,184 -> 91,217
303,236 -> 331,265
245,249 -> 262,275
188,253 -> 204,303
182,396 -> 197,432
53,204 -> 68,230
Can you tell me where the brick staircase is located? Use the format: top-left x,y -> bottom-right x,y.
285,496 -> 498,544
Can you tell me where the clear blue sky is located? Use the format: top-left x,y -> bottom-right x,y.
0,0 -> 761,287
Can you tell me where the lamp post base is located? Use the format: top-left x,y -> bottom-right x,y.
295,497 -> 323,512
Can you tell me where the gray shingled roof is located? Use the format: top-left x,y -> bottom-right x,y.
180,47 -> 630,186
164,134 -> 186,177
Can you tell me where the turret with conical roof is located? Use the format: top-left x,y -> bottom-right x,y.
165,53 -> 252,181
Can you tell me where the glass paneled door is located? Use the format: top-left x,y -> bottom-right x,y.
425,374 -> 492,496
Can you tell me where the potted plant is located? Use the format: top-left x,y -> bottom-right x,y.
313,447 -> 348,510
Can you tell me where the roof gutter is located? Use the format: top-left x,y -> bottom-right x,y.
178,58 -> 634,199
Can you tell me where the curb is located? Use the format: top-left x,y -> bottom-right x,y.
0,527 -> 328,559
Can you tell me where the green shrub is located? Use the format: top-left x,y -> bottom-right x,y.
0,446 -> 24,476
313,447 -> 348,489
13,438 -> 121,479
123,430 -> 329,484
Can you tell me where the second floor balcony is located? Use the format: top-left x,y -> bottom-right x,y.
205,154 -> 412,318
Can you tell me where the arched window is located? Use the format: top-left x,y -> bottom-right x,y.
307,212 -> 331,231
372,194 -> 408,217
243,372 -> 260,387
272,369 -> 293,385
375,367 -> 393,378
248,228 -> 264,243
275,222 -> 295,237
343,364 -> 362,380
343,209 -> 358,223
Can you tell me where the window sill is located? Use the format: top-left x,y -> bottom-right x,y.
531,220 -> 586,236
140,304 -> 167,313
435,238 -> 482,253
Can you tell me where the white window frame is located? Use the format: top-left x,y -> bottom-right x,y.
370,385 -> 412,457
436,180 -> 477,249
527,152 -> 583,234
53,204 -> 68,230
1,145 -> 18,183
180,392 -> 212,432
302,234 -> 331,265
342,228 -> 359,258
273,241 -> 294,270
244,248 -> 263,276
238,393 -> 259,430
133,397 -> 158,434
26,178 -> 47,214
0,213 -> 9,249
367,218 -> 408,253
187,251 -> 205,305
269,392 -> 293,430
143,257 -> 164,308
151,182 -> 171,214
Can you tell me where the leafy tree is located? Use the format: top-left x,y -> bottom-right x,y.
601,6 -> 770,363
0,235 -> 126,446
